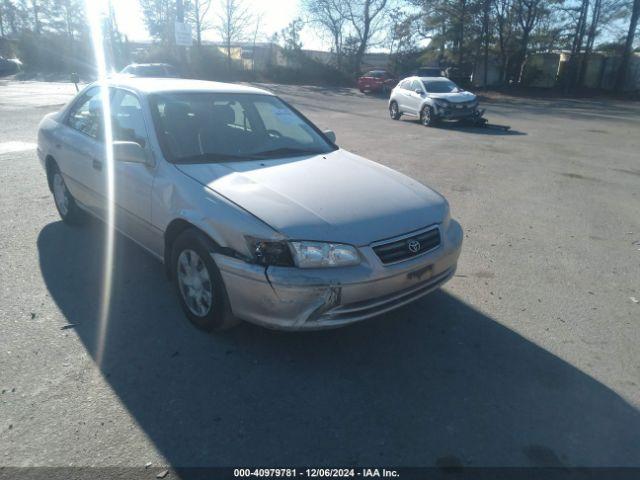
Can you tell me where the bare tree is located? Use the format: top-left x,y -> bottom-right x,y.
615,0 -> 639,90
564,0 -> 590,90
31,0 -> 41,34
0,2 -> 5,37
494,0 -> 516,82
481,0 -> 492,86
216,0 -> 252,69
302,0 -> 347,69
189,0 -> 212,47
345,0 -> 391,75
515,0 -> 546,82
577,0 -> 600,85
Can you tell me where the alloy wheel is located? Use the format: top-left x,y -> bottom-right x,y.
421,107 -> 431,126
177,249 -> 214,317
390,103 -> 398,119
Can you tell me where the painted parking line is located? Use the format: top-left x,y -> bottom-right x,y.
0,141 -> 37,155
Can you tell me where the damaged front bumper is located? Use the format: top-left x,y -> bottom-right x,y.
436,106 -> 483,121
214,220 -> 463,330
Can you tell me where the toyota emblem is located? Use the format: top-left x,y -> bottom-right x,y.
408,239 -> 421,253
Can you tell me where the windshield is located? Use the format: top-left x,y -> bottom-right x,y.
132,65 -> 167,77
149,92 -> 336,163
422,79 -> 461,93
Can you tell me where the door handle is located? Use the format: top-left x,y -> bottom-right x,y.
92,158 -> 102,171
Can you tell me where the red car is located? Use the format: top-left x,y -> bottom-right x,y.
357,70 -> 397,94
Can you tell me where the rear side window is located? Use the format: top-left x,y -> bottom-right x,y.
399,80 -> 411,89
67,87 -> 105,141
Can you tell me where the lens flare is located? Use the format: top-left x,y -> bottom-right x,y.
86,0 -> 115,367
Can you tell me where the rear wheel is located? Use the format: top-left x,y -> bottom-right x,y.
389,101 -> 401,120
171,229 -> 240,332
420,105 -> 437,127
50,163 -> 85,225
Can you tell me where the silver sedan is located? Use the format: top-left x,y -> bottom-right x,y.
37,78 -> 463,331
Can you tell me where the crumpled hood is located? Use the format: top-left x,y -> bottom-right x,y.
176,149 -> 447,246
428,91 -> 476,103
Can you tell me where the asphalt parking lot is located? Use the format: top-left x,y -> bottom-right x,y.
1,79 -> 639,469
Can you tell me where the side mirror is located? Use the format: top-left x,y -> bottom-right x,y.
415,88 -> 424,95
113,141 -> 148,164
323,129 -> 336,143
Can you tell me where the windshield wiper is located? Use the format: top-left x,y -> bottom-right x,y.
248,147 -> 325,159
174,152 -> 255,164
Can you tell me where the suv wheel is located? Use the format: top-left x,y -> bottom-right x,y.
171,229 -> 240,332
50,163 -> 85,224
389,101 -> 401,120
420,105 -> 437,127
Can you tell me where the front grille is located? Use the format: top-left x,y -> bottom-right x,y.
372,227 -> 440,264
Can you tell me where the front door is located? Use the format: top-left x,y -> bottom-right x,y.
109,88 -> 157,248
405,79 -> 425,115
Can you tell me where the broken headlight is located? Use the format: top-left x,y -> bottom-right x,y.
246,238 -> 294,267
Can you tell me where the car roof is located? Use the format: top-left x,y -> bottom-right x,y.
400,76 -> 448,81
95,77 -> 273,96
126,63 -> 174,67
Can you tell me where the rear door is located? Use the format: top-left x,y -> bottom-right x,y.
396,80 -> 413,113
56,86 -> 108,212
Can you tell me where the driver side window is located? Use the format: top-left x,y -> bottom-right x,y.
411,80 -> 423,92
254,100 -> 315,146
111,90 -> 149,147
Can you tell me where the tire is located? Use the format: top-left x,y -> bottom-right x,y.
171,228 -> 240,332
50,163 -> 85,225
420,105 -> 438,127
389,101 -> 401,120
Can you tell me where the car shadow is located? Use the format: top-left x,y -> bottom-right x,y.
401,118 -> 527,136
37,221 -> 640,467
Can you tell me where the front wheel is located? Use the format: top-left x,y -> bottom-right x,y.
420,105 -> 438,127
171,229 -> 240,332
389,101 -> 401,120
